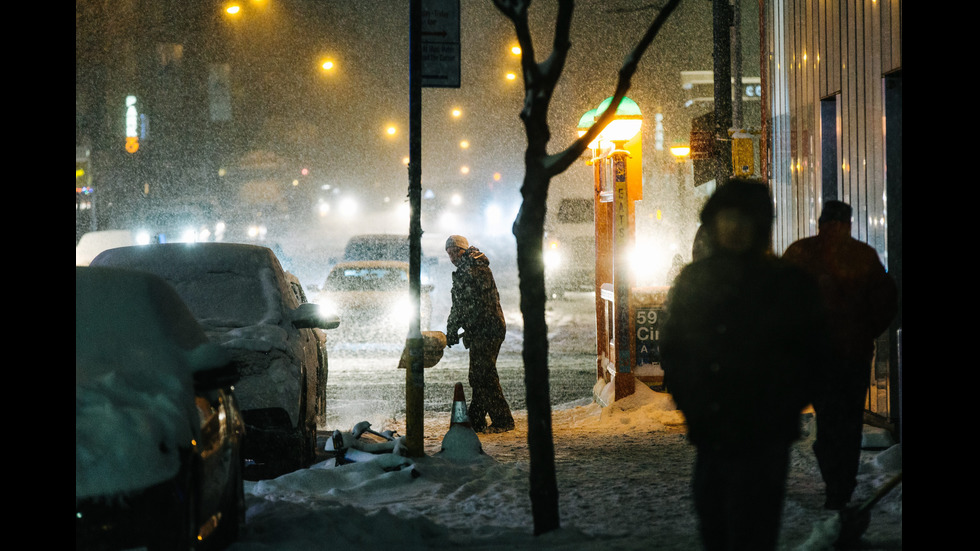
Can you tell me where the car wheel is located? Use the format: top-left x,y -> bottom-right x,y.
179,465 -> 200,551
304,422 -> 318,467
213,452 -> 245,549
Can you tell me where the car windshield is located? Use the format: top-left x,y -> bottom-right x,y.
168,270 -> 276,327
326,266 -> 408,292
344,238 -> 410,262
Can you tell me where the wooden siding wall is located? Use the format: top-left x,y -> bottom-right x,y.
765,0 -> 901,257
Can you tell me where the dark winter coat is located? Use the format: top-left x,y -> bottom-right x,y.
781,230 -> 897,364
661,252 -> 828,450
447,247 -> 506,341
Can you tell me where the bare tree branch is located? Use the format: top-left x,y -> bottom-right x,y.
547,0 -> 683,176
490,0 -> 683,536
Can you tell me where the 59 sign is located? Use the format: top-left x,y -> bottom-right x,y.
635,307 -> 663,366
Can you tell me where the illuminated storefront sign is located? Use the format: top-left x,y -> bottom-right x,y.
125,95 -> 140,153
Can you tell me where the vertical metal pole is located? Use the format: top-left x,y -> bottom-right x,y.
732,0 -> 743,130
611,146 -> 635,401
405,0 -> 425,457
713,0 -> 733,186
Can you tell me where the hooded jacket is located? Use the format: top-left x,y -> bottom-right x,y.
447,247 -> 506,340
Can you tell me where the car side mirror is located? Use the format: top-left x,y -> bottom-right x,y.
291,302 -> 341,330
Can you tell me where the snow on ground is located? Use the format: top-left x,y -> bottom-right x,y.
229,382 -> 902,551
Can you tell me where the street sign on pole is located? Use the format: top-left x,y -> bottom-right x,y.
422,0 -> 460,88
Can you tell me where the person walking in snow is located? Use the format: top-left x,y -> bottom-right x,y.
445,235 -> 515,433
660,179 -> 828,551
781,200 -> 898,511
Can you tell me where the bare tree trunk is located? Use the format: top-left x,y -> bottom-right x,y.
491,0 -> 682,536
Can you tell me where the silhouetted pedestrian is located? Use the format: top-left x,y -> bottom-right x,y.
445,235 -> 515,433
782,200 -> 898,510
661,179 -> 827,551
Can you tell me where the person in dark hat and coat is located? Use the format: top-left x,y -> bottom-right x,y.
661,179 -> 828,551
782,200 -> 898,510
445,235 -> 514,433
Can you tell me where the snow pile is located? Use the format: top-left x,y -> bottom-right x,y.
230,384 -> 688,551
230,378 -> 900,551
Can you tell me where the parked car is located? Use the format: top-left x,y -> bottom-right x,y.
544,197 -> 596,298
76,266 -> 245,550
317,260 -> 433,344
341,234 -> 437,284
90,243 -> 340,479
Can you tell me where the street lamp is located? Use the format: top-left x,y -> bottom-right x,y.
579,96 -> 643,401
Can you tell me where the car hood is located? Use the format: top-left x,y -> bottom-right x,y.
203,322 -> 290,353
75,349 -> 198,500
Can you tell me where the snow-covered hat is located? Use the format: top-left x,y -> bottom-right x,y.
445,235 -> 469,251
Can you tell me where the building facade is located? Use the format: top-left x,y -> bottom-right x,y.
762,0 -> 902,435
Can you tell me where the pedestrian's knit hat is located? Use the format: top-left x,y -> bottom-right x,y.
446,235 -> 469,251
819,201 -> 852,225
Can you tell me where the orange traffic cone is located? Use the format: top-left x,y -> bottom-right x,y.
450,382 -> 471,428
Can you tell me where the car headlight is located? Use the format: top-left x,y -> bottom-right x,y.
544,244 -> 562,271
389,295 -> 413,325
317,299 -> 339,317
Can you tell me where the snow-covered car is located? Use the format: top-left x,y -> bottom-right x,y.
340,234 -> 437,284
90,243 -> 340,479
76,266 -> 245,550
317,260 -> 433,344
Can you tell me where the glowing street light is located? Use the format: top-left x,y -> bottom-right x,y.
670,145 -> 691,158
593,96 -> 643,143
577,95 -> 645,400
451,108 -> 462,118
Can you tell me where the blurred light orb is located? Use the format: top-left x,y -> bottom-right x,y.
451,193 -> 463,206
339,197 -> 359,217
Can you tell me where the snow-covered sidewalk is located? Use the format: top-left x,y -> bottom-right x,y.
230,384 -> 902,550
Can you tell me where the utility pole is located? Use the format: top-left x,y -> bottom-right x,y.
405,0 -> 425,458
713,0 -> 733,186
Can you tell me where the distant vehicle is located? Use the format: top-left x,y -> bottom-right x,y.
90,243 -> 340,479
317,260 -> 433,344
75,229 -> 140,266
76,266 -> 245,550
341,234 -> 437,284
544,197 -> 596,298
